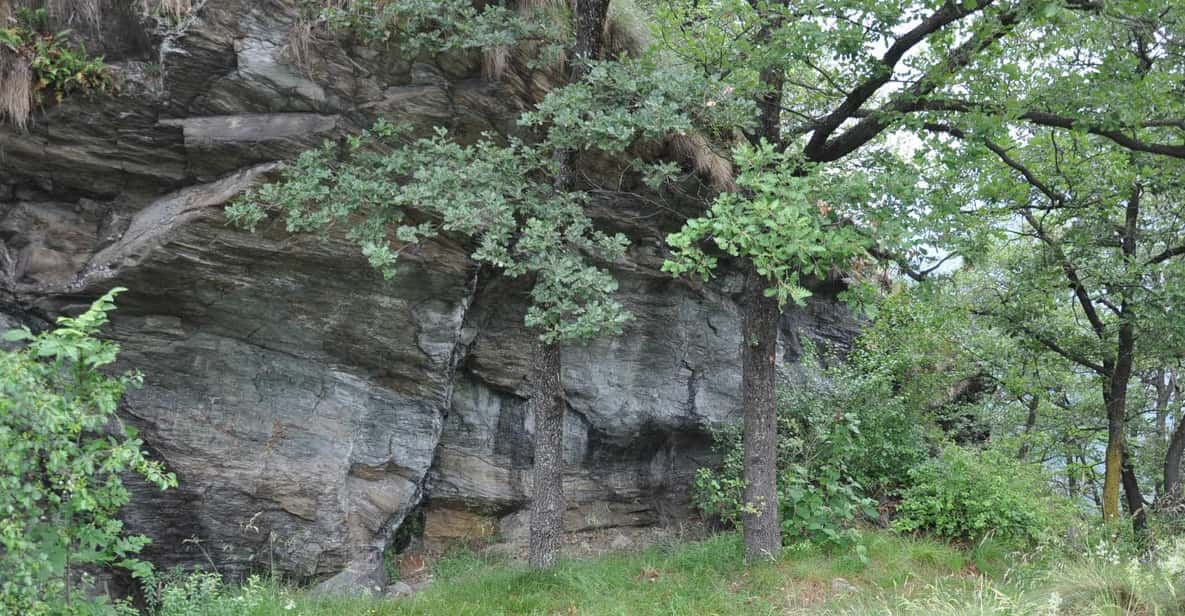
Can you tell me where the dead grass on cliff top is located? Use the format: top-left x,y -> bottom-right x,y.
0,45 -> 32,131
141,0 -> 193,20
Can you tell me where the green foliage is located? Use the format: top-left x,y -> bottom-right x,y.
664,142 -> 878,307
693,368 -> 907,548
893,446 -> 1066,544
229,122 -> 629,344
0,288 -> 176,615
309,0 -> 560,58
790,357 -> 932,499
147,571 -> 293,616
0,8 -> 113,106
521,55 -> 755,155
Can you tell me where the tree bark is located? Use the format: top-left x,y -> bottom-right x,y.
1103,183 -> 1140,524
525,0 -> 611,571
1164,413 -> 1185,504
528,340 -> 565,569
1017,394 -> 1038,461
740,265 -> 782,561
1066,451 -> 1078,499
1121,448 -> 1147,533
735,1 -> 786,564
571,0 -> 610,66
1102,391 -> 1125,522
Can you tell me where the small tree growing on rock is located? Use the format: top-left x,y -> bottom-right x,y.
229,128 -> 631,574
230,0 -> 637,571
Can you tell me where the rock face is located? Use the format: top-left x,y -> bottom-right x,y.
0,0 -> 860,584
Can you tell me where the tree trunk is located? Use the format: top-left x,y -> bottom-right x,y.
1102,185 -> 1138,526
740,265 -> 782,562
571,0 -> 610,67
736,1 -> 786,564
528,340 -> 565,569
524,0 -> 610,571
1066,451 -> 1078,499
1017,394 -> 1038,461
1102,393 -> 1125,522
1164,413 -> 1185,505
1121,447 -> 1147,532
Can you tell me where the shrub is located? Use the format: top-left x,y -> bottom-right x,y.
693,375 -> 888,548
780,358 -> 931,499
0,288 -> 176,615
147,571 -> 294,616
693,345 -> 934,548
892,446 -> 1064,544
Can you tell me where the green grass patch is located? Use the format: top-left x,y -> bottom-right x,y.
149,530 -> 1013,616
144,530 -> 1185,615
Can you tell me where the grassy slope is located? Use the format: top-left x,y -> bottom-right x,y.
154,527 -> 1185,615
166,531 -> 1084,616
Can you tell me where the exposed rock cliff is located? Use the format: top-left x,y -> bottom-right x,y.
0,0 -> 860,586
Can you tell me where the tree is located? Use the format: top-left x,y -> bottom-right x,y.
0,288 -> 176,615
642,0 -> 1185,549
918,123 -> 1185,526
230,0 -> 623,569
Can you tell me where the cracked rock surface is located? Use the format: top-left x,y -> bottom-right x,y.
0,0 -> 860,586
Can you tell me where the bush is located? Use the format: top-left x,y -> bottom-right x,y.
147,571 -> 294,616
0,288 -> 176,615
693,344 -> 934,548
693,373 -> 896,547
892,446 -> 1064,544
780,357 -> 931,499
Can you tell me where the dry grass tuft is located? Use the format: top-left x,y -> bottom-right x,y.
482,44 -> 510,81
668,132 -> 736,192
605,0 -> 650,58
47,0 -> 102,32
140,0 -> 193,21
0,45 -> 32,131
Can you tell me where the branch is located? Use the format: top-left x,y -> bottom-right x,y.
807,4 -> 1020,162
802,0 -> 996,159
975,309 -> 1109,375
921,122 -> 1111,340
1146,245 -> 1185,265
868,246 -> 928,281
1019,111 -> 1185,159
922,122 -> 1066,205
864,99 -> 1185,160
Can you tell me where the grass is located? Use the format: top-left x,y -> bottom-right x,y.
147,531 -> 1058,616
143,528 -> 1185,615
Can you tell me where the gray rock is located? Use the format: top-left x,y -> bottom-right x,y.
831,577 -> 859,594
312,549 -> 386,597
384,581 -> 415,599
0,0 -> 862,588
609,534 -> 634,551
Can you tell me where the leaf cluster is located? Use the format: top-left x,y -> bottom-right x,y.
664,142 -> 874,307
228,122 -> 630,343
0,288 -> 176,615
